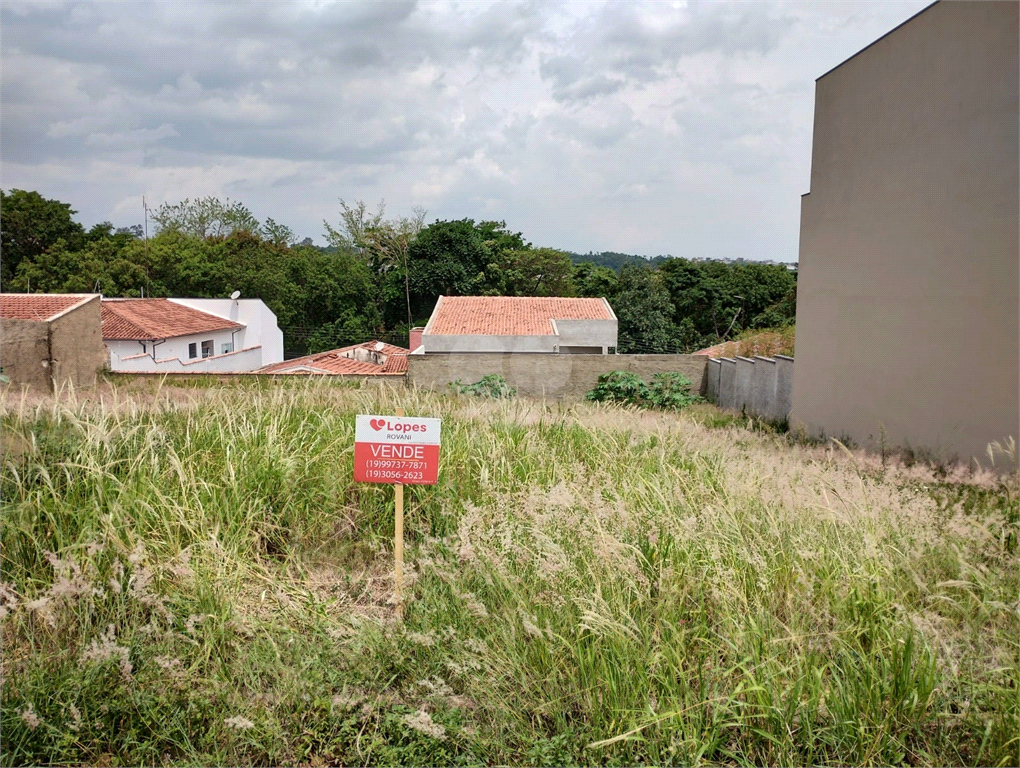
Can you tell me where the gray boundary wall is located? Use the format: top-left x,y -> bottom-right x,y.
706,358 -> 721,402
718,358 -> 737,408
407,353 -> 708,400
709,354 -> 794,422
773,355 -> 794,422
734,357 -> 755,413
751,356 -> 777,417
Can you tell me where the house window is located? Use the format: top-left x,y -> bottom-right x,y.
189,343 -> 197,359
201,340 -> 214,358
221,342 -> 234,355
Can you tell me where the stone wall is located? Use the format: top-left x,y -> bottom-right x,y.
407,353 -> 708,400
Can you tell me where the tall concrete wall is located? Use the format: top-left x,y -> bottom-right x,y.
407,353 -> 707,400
0,318 -> 51,389
1,297 -> 107,391
793,1 -> 1019,463
49,295 -> 107,390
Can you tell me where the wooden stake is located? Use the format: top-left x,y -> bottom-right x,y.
394,407 -> 405,614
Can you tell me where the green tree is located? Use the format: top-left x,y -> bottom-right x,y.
11,238 -> 146,296
288,242 -> 381,355
0,189 -> 85,284
572,262 -> 619,299
658,258 -> 796,347
612,265 -> 677,353
150,197 -> 260,239
261,218 -> 295,247
305,311 -> 378,354
120,231 -> 230,298
405,219 -> 490,318
484,247 -> 576,297
325,200 -> 426,329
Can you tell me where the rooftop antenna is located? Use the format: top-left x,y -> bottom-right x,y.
143,196 -> 150,296
230,290 -> 241,302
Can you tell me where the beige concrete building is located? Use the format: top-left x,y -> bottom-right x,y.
792,0 -> 1019,465
0,294 -> 108,391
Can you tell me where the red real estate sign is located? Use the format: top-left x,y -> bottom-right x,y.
354,414 -> 442,485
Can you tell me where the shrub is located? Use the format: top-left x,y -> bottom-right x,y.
584,371 -> 650,406
584,371 -> 702,411
450,374 -> 516,398
646,372 -> 701,410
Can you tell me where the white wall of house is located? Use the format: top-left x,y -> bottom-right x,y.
107,327 -> 260,372
168,298 -> 284,365
113,345 -> 264,373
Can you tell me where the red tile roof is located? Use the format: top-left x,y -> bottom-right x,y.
425,296 -> 614,336
0,294 -> 97,321
101,299 -> 243,340
259,341 -> 409,375
693,341 -> 738,357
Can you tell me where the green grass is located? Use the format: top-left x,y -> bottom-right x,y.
1,381 -> 1017,766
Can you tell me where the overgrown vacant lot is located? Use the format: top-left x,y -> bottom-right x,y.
1,380 -> 1016,767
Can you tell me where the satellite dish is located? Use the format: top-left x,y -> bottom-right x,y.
230,290 -> 241,300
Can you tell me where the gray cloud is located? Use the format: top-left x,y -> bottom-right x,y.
1,0 -> 932,258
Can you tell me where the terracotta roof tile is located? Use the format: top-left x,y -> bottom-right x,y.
0,294 -> 97,321
381,353 -> 408,373
694,341 -> 738,357
425,296 -> 613,336
259,341 -> 409,375
351,340 -> 408,357
101,299 -> 243,340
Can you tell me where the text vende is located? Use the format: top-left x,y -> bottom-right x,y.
370,444 -> 426,459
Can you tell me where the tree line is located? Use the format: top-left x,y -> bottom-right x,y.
0,189 -> 796,358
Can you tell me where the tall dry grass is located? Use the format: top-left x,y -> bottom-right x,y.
1,378 -> 1016,766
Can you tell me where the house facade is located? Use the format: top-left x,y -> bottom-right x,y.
419,296 -> 618,354
102,298 -> 283,373
792,0 -> 1019,464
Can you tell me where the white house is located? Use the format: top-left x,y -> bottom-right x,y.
419,296 -> 618,354
101,298 -> 284,373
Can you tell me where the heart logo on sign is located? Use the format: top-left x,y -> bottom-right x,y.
370,418 -> 386,431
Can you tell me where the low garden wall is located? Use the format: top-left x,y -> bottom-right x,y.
407,353 -> 708,400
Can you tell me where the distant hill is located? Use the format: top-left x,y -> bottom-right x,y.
566,251 -> 797,272
565,251 -> 673,270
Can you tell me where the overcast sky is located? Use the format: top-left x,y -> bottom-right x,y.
1,0 -> 931,260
